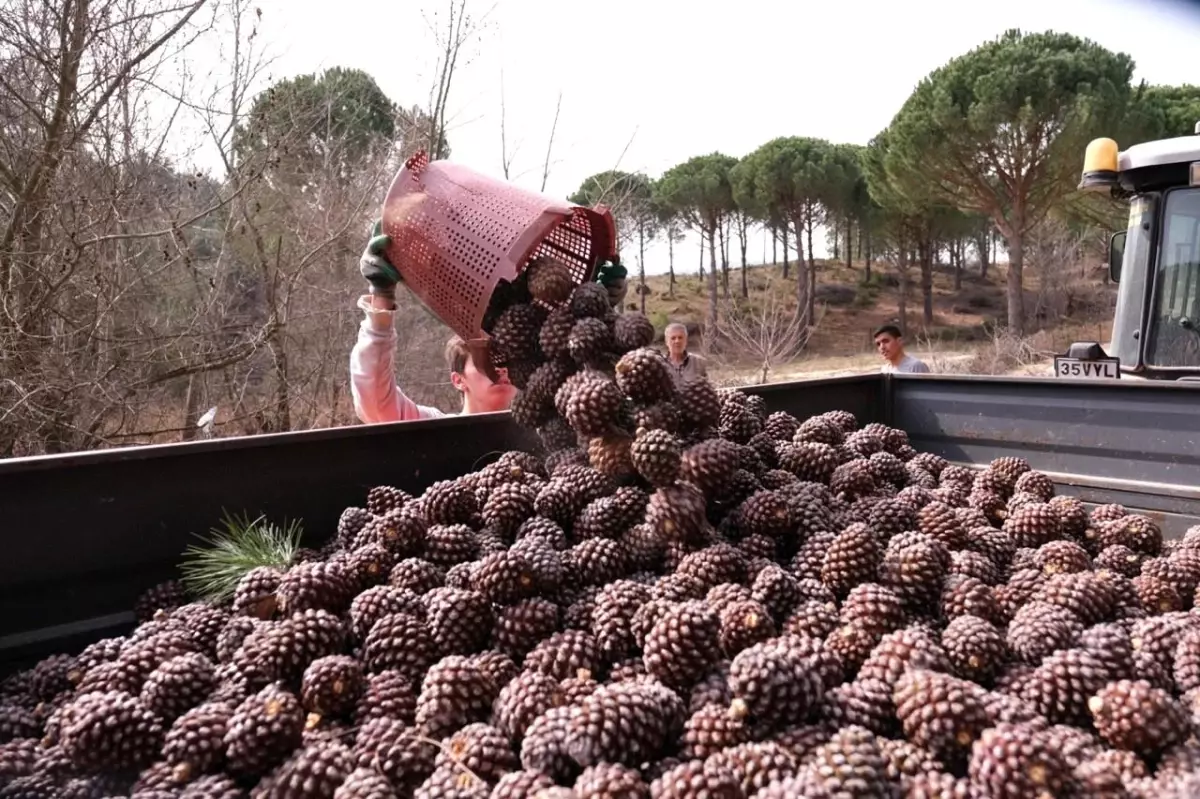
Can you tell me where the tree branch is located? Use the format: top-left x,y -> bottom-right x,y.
540,90 -> 561,193
73,1 -> 209,142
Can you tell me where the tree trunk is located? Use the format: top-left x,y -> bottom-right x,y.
791,218 -> 808,326
918,236 -> 933,326
864,226 -> 873,279
638,224 -> 647,314
805,215 -> 816,327
717,219 -> 729,298
268,331 -> 291,432
782,227 -> 790,279
737,217 -> 749,299
1004,229 -> 1026,335
331,379 -> 344,426
698,236 -> 704,280
809,262 -> 817,330
706,225 -> 719,346
722,218 -> 731,273
975,228 -> 990,279
953,239 -> 963,291
806,217 -> 815,273
771,223 -> 778,267
181,374 -> 200,441
898,247 -> 909,337
845,219 -> 853,271
832,221 -> 840,260
259,234 -> 291,433
796,249 -> 806,326
668,228 -> 676,298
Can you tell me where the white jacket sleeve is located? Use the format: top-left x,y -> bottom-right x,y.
349,295 -> 448,423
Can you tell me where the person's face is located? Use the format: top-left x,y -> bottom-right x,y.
874,333 -> 902,362
666,328 -> 688,357
452,358 -> 515,412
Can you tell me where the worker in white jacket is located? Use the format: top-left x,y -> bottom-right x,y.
349,221 -> 627,423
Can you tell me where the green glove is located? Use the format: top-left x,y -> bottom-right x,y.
596,257 -> 628,308
359,219 -> 402,302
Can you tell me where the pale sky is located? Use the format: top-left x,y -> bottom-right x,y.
201,0 -> 1200,274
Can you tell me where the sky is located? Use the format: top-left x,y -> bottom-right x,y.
185,0 -> 1200,275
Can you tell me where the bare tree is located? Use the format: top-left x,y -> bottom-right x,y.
0,0 -> 220,455
0,0 -> 453,457
721,284 -> 822,384
200,10 -> 417,435
423,0 -> 494,160
1026,220 -> 1093,326
499,86 -> 567,191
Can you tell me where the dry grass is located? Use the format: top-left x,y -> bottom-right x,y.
920,327 -> 1048,375
635,253 -> 1115,384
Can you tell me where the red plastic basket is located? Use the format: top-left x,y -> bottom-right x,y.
381,152 -> 618,346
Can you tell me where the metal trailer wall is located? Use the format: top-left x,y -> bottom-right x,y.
0,412 -> 540,670
0,375 -> 884,670
1,372 -> 1198,669
891,375 -> 1200,538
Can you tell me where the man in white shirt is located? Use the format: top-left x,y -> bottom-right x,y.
873,324 -> 931,374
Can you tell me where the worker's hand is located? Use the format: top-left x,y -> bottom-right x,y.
596,257 -> 628,308
359,219 -> 402,303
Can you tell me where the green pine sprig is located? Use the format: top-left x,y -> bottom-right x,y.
179,509 -> 303,604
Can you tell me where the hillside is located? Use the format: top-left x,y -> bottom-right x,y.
630,257 -> 1116,384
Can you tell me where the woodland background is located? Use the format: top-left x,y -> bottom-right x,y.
2,0 -> 1198,457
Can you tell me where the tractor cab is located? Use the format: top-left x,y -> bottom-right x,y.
1059,126 -> 1200,381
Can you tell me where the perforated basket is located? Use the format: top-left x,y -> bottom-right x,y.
381,152 -> 618,345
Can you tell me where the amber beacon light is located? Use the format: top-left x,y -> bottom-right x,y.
1078,137 -> 1120,192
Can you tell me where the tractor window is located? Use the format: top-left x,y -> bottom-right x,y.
1111,195 -> 1156,365
1146,188 -> 1200,368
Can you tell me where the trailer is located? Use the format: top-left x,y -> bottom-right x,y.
2,373 -> 1199,672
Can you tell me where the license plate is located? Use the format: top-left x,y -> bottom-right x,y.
1054,356 -> 1121,379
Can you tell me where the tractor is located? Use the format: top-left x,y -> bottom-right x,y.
1059,123 -> 1200,380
